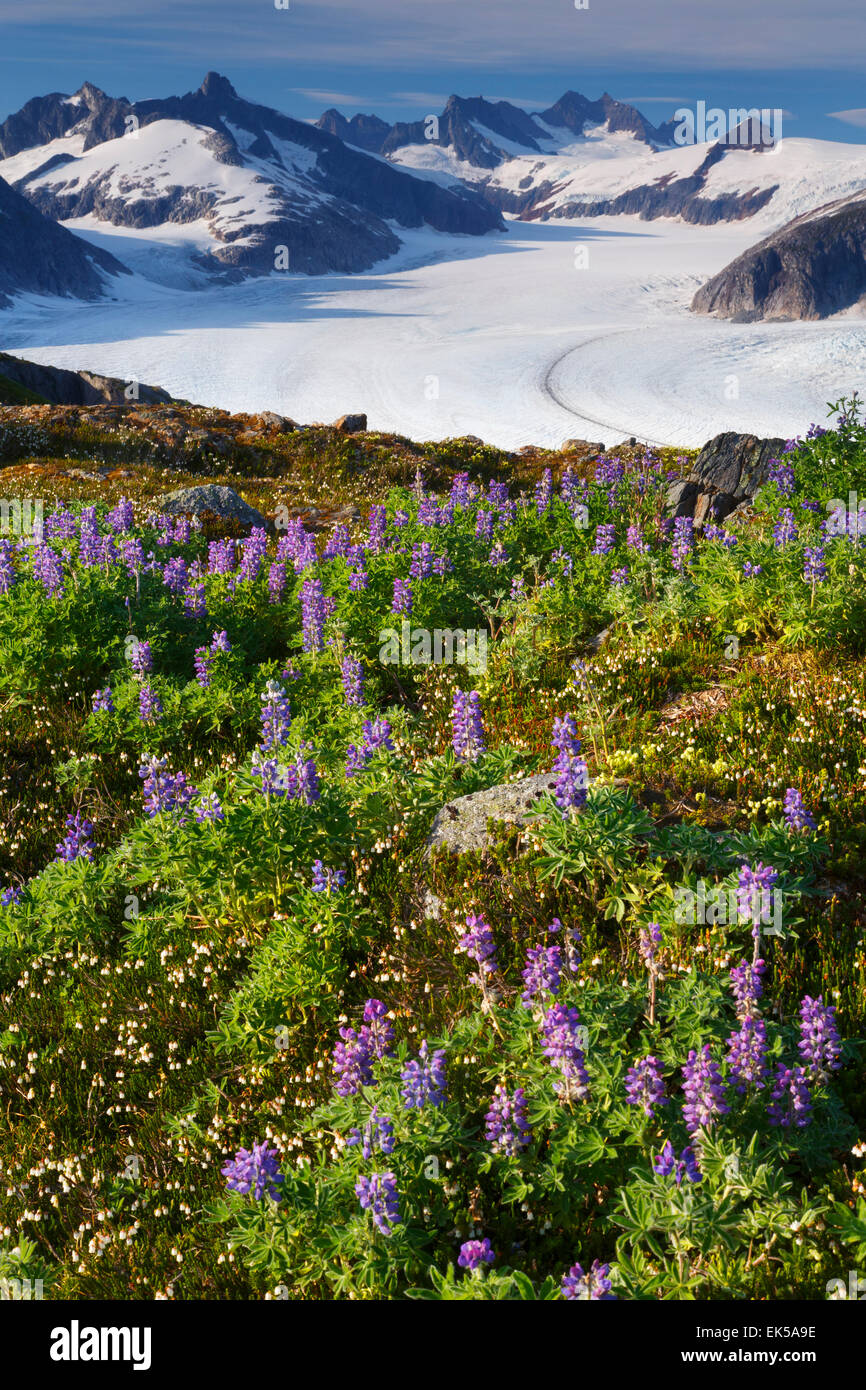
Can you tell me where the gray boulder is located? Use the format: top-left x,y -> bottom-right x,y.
153,484 -> 268,532
426,772 -> 559,858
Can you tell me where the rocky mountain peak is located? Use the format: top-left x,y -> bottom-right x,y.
199,72 -> 238,101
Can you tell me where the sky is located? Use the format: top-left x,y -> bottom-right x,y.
1,0 -> 865,142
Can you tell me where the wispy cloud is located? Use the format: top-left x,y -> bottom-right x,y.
828,107 -> 866,128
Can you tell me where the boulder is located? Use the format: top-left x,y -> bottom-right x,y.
153,484 -> 269,532
333,413 -> 367,434
667,431 -> 786,523
560,438 -> 605,454
426,772 -> 559,858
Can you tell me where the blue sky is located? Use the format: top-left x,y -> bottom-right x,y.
1,0 -> 865,142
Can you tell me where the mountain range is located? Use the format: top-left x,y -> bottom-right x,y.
1,73 -> 866,320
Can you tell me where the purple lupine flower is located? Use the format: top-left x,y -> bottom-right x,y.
367,504 -> 387,552
211,629 -> 231,654
355,1172 -> 400,1236
341,655 -> 365,707
119,537 -> 144,583
681,1045 -> 729,1132
671,516 -> 693,571
183,578 -> 206,619
639,922 -> 662,970
129,639 -> 152,677
346,1106 -> 395,1160
92,687 -> 114,714
737,862 -> 778,943
798,995 -> 842,1083
393,508 -> 409,528
323,523 -> 351,560
521,942 -> 562,1009
729,958 -> 766,1017
451,689 -> 485,763
349,561 -> 369,591
138,683 -> 163,725
162,556 -> 188,594
171,517 -> 192,545
392,577 -> 413,615
767,458 -> 796,497
300,576 -> 327,653
767,1063 -> 813,1128
742,561 -> 762,578
208,539 -> 236,574
194,647 -> 212,688
31,544 -> 64,597
221,1142 -> 284,1202
238,528 -> 269,583
725,1016 -> 768,1092
625,1056 -> 668,1117
593,524 -> 616,556
610,566 -> 629,585
1,886 -> 22,907
653,1140 -> 703,1186
773,509 -> 798,547
56,811 -> 94,863
250,750 -> 295,799
703,522 -> 738,549
626,523 -> 648,554
139,756 -> 174,815
485,1085 -> 532,1156
400,1040 -> 447,1110
551,713 -> 589,816
259,681 -> 291,751
311,860 -> 346,893
267,560 -> 287,604
458,1239 -> 495,1271
451,472 -> 471,508
475,509 -> 494,543
535,468 -> 553,515
547,916 -> 582,973
106,496 -> 134,532
294,746 -> 321,805
0,539 -> 15,593
488,540 -> 508,566
540,1003 -> 589,1102
417,494 -> 438,527
332,1026 -> 375,1096
561,1260 -> 615,1300
409,541 -> 434,577
195,793 -> 224,823
783,788 -> 815,832
361,999 -> 395,1060
803,545 -> 827,584
456,913 -> 499,983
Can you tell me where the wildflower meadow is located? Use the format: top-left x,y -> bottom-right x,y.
0,398 -> 864,1325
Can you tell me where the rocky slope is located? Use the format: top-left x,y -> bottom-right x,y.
0,173 -> 128,308
691,192 -> 866,320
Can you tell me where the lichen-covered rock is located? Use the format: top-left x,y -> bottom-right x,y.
153,484 -> 268,532
426,772 -> 559,858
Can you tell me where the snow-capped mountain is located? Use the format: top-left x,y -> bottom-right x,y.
0,171 -> 128,308
321,87 -> 866,238
317,90 -> 676,170
0,73 -> 502,288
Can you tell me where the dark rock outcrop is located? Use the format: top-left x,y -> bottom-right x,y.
667,432 -> 787,524
691,194 -> 866,321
